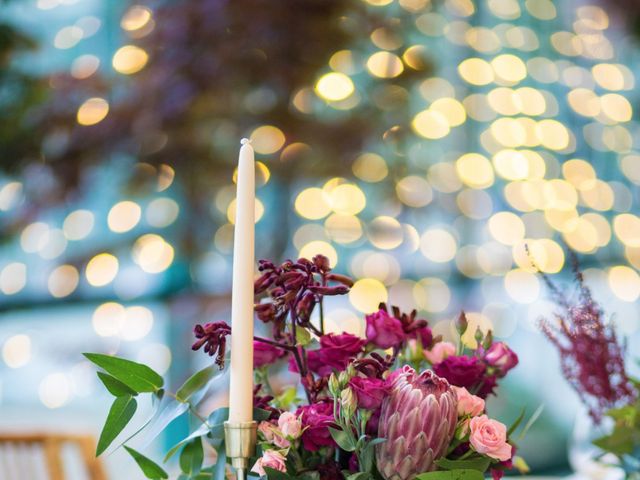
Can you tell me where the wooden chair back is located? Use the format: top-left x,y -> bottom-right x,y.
0,433 -> 106,480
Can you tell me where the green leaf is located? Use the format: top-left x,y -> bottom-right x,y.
165,423 -> 210,462
97,372 -> 137,397
179,437 -> 204,475
435,457 -> 491,472
264,467 -> 292,479
274,387 -> 299,410
593,428 -> 635,456
254,408 -> 272,422
124,446 -> 168,479
84,353 -> 164,393
96,395 -> 137,456
176,365 -> 220,403
347,473 -> 372,480
296,328 -> 312,346
134,398 -> 188,447
328,427 -> 356,452
518,404 -> 544,441
208,407 -> 230,439
416,469 -> 485,480
506,408 -> 526,437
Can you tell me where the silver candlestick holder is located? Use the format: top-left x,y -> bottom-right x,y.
224,420 -> 257,480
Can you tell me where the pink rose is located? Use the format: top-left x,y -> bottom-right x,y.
469,415 -> 512,461
452,386 -> 485,417
273,412 -> 303,447
484,342 -> 518,377
258,421 -> 275,442
424,341 -> 456,364
251,450 -> 287,476
365,309 -> 406,349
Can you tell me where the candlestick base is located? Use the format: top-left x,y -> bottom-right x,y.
224,421 -> 257,479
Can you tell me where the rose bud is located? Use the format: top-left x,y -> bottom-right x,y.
484,342 -> 518,377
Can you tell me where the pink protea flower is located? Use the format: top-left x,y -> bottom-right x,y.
376,366 -> 457,480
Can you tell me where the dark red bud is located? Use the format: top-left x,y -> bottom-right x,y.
326,273 -> 354,287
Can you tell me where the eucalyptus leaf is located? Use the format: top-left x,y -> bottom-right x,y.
176,365 -> 221,403
506,408 -> 526,437
416,469 -> 484,480
97,372 -> 137,397
96,395 -> 137,456
124,446 -> 169,479
518,404 -> 544,441
435,457 -> 491,472
84,353 -> 164,393
329,427 -> 356,452
165,423 -> 210,462
135,398 -> 189,449
180,437 -> 204,475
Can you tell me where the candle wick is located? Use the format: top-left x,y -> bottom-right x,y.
240,138 -> 251,145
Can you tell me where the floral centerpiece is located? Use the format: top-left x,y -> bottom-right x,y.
85,254 -> 532,480
538,255 -> 639,478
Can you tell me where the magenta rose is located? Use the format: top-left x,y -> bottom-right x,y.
290,333 -> 365,376
433,355 -> 486,392
485,342 -> 518,377
365,309 -> 406,349
296,402 -> 336,451
410,326 -> 433,348
254,341 -> 287,368
348,376 -> 388,410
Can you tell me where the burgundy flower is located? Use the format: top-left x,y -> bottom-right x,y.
366,309 -> 406,349
411,326 -> 433,348
318,460 -> 345,480
348,376 -> 388,410
296,402 -> 336,451
485,342 -> 518,377
192,321 -> 231,368
290,333 -> 366,377
253,341 -> 287,368
433,355 -> 488,396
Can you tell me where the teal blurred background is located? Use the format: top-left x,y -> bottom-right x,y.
1,0 -> 639,477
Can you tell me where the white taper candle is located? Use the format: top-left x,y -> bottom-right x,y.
228,138 -> 255,423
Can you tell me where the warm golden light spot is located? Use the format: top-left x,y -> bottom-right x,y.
48,265 -> 79,298
107,200 -> 141,233
536,119 -> 569,150
516,87 -> 546,116
582,213 -> 612,247
227,198 -> 264,224
458,58 -> 494,85
504,269 -> 539,303
0,263 -> 26,295
491,54 -> 526,83
609,266 -> 640,302
430,97 -> 466,127
490,118 -> 526,147
428,163 -> 462,193
121,5 -> 152,31
63,209 -> 94,240
250,125 -> 286,154
366,51 -> 404,78
402,45 -> 430,71
488,211 -> 525,246
2,335 -> 31,368
368,216 -> 404,250
352,153 -> 388,182
327,184 -> 366,215
71,54 -> 100,79
324,214 -> 362,244
20,222 -> 48,253
92,302 -> 126,337
315,72 -> 355,101
463,94 -> 496,121
600,93 -> 632,123
456,153 -> 494,189
621,155 -> 640,185
420,229 -> 457,262
300,241 -> 338,267
492,150 -> 529,180
371,27 -> 403,50
446,0 -> 475,17
112,45 -> 148,74
77,97 -> 109,126
577,5 -> 609,30
292,88 -> 315,114
592,64 -> 625,91
544,208 -> 578,232
349,278 -> 388,313
551,32 -> 582,57
614,214 -> 640,247
525,0 -> 556,19
544,179 -> 578,210
563,217 -> 599,253
488,0 -> 520,19
562,159 -> 596,189
487,88 -> 519,116
85,253 -> 118,286
580,180 -> 614,211
396,176 -> 433,207
329,50 -> 359,75
514,239 -> 564,273
411,110 -> 450,139
413,278 -> 450,313
132,234 -> 174,273
464,27 -> 500,53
